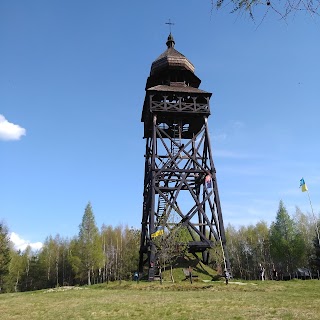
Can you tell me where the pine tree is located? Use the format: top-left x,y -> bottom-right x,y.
270,201 -> 306,274
0,223 -> 11,292
78,202 -> 103,285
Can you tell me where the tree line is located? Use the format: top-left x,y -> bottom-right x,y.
0,203 -> 140,292
225,201 -> 320,280
1,200 -> 320,292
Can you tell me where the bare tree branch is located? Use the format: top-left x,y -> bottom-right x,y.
211,0 -> 320,20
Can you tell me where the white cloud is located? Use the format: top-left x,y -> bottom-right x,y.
10,232 -> 43,251
231,120 -> 245,130
0,114 -> 26,141
210,120 -> 245,143
214,149 -> 246,159
212,133 -> 227,142
214,149 -> 258,160
222,200 -> 277,227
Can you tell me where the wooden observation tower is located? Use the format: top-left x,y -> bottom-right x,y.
139,34 -> 230,280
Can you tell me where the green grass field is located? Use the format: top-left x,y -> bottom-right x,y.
1,280 -> 320,320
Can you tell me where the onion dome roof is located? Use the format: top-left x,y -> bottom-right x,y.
150,33 -> 195,76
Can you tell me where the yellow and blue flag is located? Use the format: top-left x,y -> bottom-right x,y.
300,178 -> 308,192
151,227 -> 164,239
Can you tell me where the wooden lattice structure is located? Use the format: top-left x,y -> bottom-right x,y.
139,34 -> 230,280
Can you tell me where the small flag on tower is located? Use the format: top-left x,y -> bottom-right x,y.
300,178 -> 308,192
151,227 -> 164,239
205,175 -> 212,188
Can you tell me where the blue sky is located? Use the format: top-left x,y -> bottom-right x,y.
1,1 -> 320,250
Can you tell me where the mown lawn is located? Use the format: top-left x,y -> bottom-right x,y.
1,280 -> 320,320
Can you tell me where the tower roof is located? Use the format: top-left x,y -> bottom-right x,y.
150,33 -> 195,76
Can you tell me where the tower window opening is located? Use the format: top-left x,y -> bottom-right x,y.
182,124 -> 189,132
159,123 -> 169,130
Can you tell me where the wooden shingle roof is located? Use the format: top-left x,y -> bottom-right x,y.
147,84 -> 210,95
150,34 -> 195,75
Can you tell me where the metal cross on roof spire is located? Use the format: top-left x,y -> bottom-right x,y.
165,19 -> 175,33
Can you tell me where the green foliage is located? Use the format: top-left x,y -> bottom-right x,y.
309,224 -> 320,271
20,255 -> 47,291
38,235 -> 60,287
269,200 -> 307,272
78,202 -> 103,285
120,227 -> 140,279
154,226 -> 189,269
226,221 -> 271,279
2,200 -> 320,291
0,223 -> 11,291
100,225 -> 140,282
3,250 -> 26,292
68,242 -> 82,283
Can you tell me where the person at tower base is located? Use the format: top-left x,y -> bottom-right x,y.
259,263 -> 265,281
272,267 -> 278,280
224,269 -> 230,285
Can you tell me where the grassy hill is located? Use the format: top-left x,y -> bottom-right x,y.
159,254 -> 220,282
1,280 -> 320,319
